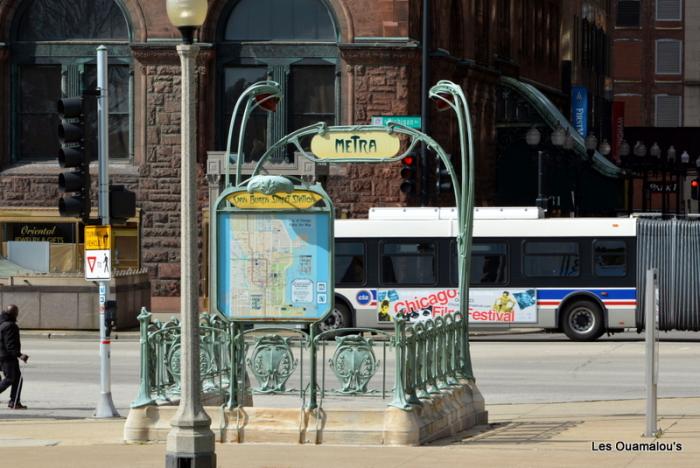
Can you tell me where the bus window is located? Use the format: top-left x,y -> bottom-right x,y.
523,241 -> 580,277
451,241 -> 508,285
593,239 -> 626,277
336,241 -> 365,285
381,242 -> 436,285
472,243 -> 508,284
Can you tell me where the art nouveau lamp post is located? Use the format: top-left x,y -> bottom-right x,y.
222,81 -> 282,188
165,1 -> 216,467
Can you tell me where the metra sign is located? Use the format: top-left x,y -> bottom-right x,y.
310,131 -> 401,159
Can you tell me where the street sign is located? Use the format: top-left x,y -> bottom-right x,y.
85,249 -> 111,280
85,225 -> 112,250
310,130 -> 401,160
370,115 -> 422,129
646,182 -> 678,193
571,86 -> 588,138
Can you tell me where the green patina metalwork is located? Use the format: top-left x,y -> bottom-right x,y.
131,309 -> 469,410
131,309 -> 231,406
328,335 -> 378,394
246,335 -> 297,393
133,78 -> 478,410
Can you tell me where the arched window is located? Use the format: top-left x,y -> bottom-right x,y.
225,0 -> 335,41
12,0 -> 132,161
218,0 -> 338,162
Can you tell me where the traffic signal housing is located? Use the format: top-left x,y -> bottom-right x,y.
57,97 -> 91,222
691,178 -> 699,200
400,153 -> 417,195
109,184 -> 136,224
436,154 -> 453,193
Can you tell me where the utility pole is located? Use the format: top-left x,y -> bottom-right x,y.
94,45 -> 119,418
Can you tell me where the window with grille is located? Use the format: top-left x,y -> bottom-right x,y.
12,0 -> 132,161
656,40 -> 682,74
655,95 -> 682,127
657,0 -> 682,21
219,0 -> 338,162
616,0 -> 640,27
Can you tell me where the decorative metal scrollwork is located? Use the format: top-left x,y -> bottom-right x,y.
166,344 -> 214,378
246,335 -> 297,393
329,335 -> 379,394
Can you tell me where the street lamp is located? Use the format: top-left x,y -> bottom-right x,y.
223,81 -> 282,188
667,146 -> 680,214
525,127 -> 548,211
634,141 -> 647,159
585,133 -> 598,160
599,139 -> 611,158
633,141 -> 649,211
428,80 -> 476,379
619,140 -> 633,214
681,150 -> 690,165
165,1 -> 216,468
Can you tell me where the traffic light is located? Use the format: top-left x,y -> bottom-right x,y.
436,154 -> 453,193
57,97 -> 91,222
109,184 -> 136,224
400,153 -> 417,194
691,178 -> 699,200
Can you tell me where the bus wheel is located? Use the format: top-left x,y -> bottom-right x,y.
319,303 -> 351,333
561,300 -> 604,341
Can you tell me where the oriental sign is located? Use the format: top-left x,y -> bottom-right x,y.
310,130 -> 401,160
6,223 -> 76,243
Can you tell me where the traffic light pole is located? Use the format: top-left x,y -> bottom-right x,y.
95,45 -> 119,419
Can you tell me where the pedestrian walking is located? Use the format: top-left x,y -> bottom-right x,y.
0,304 -> 29,409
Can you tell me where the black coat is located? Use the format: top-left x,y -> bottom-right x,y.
0,312 -> 21,360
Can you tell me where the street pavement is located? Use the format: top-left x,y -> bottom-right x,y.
5,331 -> 700,417
1,397 -> 700,467
1,332 -> 699,466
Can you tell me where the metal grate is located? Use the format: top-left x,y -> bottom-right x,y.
656,40 -> 682,74
655,95 -> 682,127
637,219 -> 700,331
657,0 -> 682,21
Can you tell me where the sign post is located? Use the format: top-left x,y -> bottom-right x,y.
92,46 -> 119,418
645,268 -> 659,437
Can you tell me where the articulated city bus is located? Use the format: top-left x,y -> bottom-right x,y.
324,207 -> 637,341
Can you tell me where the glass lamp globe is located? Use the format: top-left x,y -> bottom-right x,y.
526,127 -> 541,147
166,0 -> 208,27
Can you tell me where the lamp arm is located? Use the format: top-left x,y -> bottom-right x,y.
234,98 -> 254,187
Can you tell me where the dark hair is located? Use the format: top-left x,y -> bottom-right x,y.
5,304 -> 18,315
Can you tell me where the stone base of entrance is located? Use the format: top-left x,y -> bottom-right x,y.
124,382 -> 487,446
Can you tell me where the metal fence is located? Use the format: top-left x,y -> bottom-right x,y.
131,308 -> 472,411
636,218 -> 700,331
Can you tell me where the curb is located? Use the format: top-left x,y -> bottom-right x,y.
22,330 -> 140,341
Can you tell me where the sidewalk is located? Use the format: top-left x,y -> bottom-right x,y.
2,397 -> 699,467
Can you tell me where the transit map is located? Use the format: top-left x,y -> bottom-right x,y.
217,211 -> 331,321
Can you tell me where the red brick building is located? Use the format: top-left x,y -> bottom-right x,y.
0,0 -> 570,312
612,0 -> 685,127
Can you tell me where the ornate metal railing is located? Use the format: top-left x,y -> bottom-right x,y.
131,308 -> 472,411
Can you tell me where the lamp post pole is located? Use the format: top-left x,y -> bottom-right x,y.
165,1 -> 215,467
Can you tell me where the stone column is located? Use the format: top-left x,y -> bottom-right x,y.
165,42 -> 216,468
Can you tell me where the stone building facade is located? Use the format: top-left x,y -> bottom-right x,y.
0,0 -> 565,311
